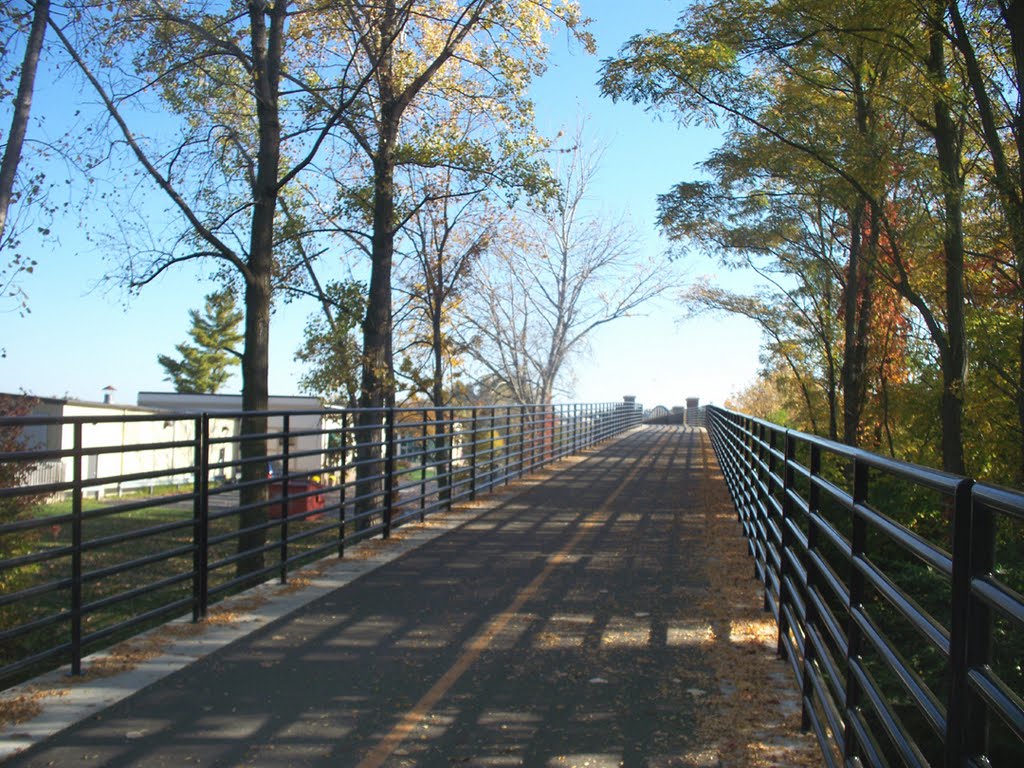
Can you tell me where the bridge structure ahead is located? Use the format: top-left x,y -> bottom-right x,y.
0,425 -> 814,768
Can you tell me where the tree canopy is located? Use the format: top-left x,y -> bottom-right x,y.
601,0 -> 1024,485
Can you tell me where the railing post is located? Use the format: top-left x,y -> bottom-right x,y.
550,404 -> 557,458
420,409 -> 428,521
843,456 -> 869,762
528,405 -> 536,473
536,404 -> 542,463
384,408 -> 395,539
572,404 -> 579,455
200,415 -> 210,616
504,406 -> 512,486
470,407 -> 478,500
446,408 -> 454,511
518,406 -> 525,478
752,420 -> 764,582
777,431 -> 795,657
541,404 -> 548,462
800,441 -> 821,732
489,410 -> 497,485
279,413 -> 290,584
761,423 -> 773,610
947,477 -> 981,765
339,411 -> 347,557
545,403 -> 552,460
550,405 -> 557,458
192,415 -> 210,621
70,421 -> 83,677
770,428 -> 782,614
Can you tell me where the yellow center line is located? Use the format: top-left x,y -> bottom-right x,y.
356,427 -> 672,768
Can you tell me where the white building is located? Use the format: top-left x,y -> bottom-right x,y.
9,392 -> 343,497
137,392 -> 344,481
11,395 -> 216,496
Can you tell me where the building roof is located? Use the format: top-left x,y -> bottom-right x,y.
137,391 -> 324,413
0,392 -> 156,413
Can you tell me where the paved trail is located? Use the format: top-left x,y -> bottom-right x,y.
2,427 -> 782,768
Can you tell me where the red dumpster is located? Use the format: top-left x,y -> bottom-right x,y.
268,479 -> 326,521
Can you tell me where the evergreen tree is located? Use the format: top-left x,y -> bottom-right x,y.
158,289 -> 243,394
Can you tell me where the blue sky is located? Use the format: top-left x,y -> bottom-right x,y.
0,0 -> 762,410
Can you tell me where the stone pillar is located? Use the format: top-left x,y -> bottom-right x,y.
686,397 -> 700,426
622,395 -> 638,422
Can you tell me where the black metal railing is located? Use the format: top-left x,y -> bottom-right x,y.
0,399 -> 642,690
705,405 -> 1024,767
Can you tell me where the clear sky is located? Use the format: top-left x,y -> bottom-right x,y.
0,0 -> 762,411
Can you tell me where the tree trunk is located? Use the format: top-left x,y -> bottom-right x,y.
928,11 -> 968,476
0,0 -> 49,241
356,133 -> 397,527
238,270 -> 272,577
826,357 -> 839,441
949,0 -> 1024,481
841,203 -> 869,446
236,0 -> 284,577
430,301 -> 451,502
431,294 -> 444,407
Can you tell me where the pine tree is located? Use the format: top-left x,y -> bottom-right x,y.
158,289 -> 243,393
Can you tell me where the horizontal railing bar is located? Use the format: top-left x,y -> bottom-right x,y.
81,596 -> 195,648
851,604 -> 946,736
0,604 -> 71,642
967,668 -> 1024,737
82,543 -> 195,585
970,575 -> 1024,624
705,405 -> 1024,767
853,554 -> 951,654
82,570 -> 195,614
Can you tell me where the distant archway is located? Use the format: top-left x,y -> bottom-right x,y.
644,405 -> 687,425
645,405 -> 670,421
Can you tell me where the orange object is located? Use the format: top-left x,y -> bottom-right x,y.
268,480 -> 325,521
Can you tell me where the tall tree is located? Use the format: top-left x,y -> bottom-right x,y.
327,0 -> 590,416
660,144 -> 853,440
600,0 -> 974,474
158,288 -> 244,394
600,0 -> 898,446
395,165 -> 495,506
308,0 -> 590,521
396,167 -> 494,409
462,136 -> 670,404
51,1 -> 372,574
946,0 -> 1024,481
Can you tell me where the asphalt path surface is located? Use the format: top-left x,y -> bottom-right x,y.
4,426 -> 721,768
